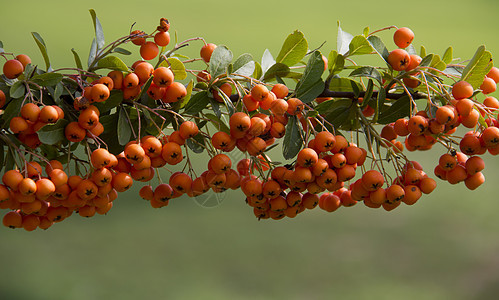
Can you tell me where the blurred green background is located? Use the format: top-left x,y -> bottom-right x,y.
2,0 -> 499,299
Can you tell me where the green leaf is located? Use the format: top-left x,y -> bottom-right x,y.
316,98 -> 354,129
204,113 -> 230,134
185,134 -> 205,154
329,78 -> 362,92
0,41 -> 3,53
5,147 -> 15,172
208,97 -> 222,119
183,91 -> 210,115
30,73 -> 63,87
349,66 -> 382,83
337,22 -> 354,55
113,47 -> 132,55
283,115 -> 303,160
89,9 -> 105,50
37,119 -> 69,145
31,32 -> 51,71
420,54 -> 434,67
88,38 -> 97,68
378,96 -> 412,124
71,48 -> 83,69
232,53 -> 255,78
209,45 -> 233,78
0,98 -> 22,129
178,80 -> 194,109
93,90 -> 123,114
96,55 -> 129,72
276,30 -> 308,67
362,79 -> 374,109
159,57 -> 187,80
99,114 -> 122,155
430,54 -> 446,71
117,106 -> 132,146
406,44 -> 417,56
9,81 -> 25,99
327,50 -> 345,75
263,63 -> 290,81
420,46 -> 427,58
0,142 -> 4,171
295,51 -> 325,103
442,47 -> 453,64
367,35 -> 389,62
461,45 -> 493,89
348,35 -> 374,56
261,49 -> 275,74
253,61 -> 263,80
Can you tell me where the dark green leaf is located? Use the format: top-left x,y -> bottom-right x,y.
263,63 -> 290,81
113,47 -> 132,55
420,54 -> 434,67
37,119 -> 69,145
93,90 -> 123,114
204,113 -> 230,134
0,142 -> 4,172
367,35 -> 390,61
5,147 -> 15,172
71,48 -> 83,70
30,73 -> 63,87
295,51 -> 324,103
337,22 -> 354,55
208,97 -> 222,119
89,9 -> 105,50
99,114 -> 123,155
31,32 -> 51,71
186,134 -> 205,154
349,66 -> 382,83
96,55 -> 129,72
183,91 -> 210,115
283,115 -> 303,160
276,30 -> 308,67
316,99 -> 354,129
327,50 -> 344,75
362,79 -> 374,108
209,45 -> 233,78
9,81 -> 25,99
367,35 -> 389,62
461,45 -> 493,89
117,106 -> 132,145
348,35 -> 374,56
0,98 -> 23,129
378,96 -> 412,124
375,87 -> 387,122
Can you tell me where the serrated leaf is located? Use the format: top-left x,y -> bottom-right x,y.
349,66 -> 382,83
261,49 -> 275,74
31,32 -> 51,71
348,35 -> 374,56
329,78 -> 363,92
378,96 -> 412,124
30,73 -> 63,87
295,51 -> 324,103
71,48 -> 83,69
37,119 -> 69,145
337,22 -> 354,56
283,115 -> 303,160
93,90 -> 123,114
209,45 -> 233,78
276,30 -> 308,67
9,81 -> 25,99
461,45 -> 493,89
263,63 -> 290,81
96,55 -> 129,72
113,47 -> 132,55
442,47 -> 453,64
89,9 -> 105,50
327,50 -> 345,75
204,113 -> 230,134
183,91 -> 210,115
117,106 -> 132,145
367,35 -> 389,62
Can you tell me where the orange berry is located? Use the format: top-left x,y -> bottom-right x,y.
200,43 -> 217,63
154,31 -> 170,47
387,49 -> 410,71
393,27 -> 414,48
140,41 -> 159,60
3,59 -> 24,79
452,81 -> 474,100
